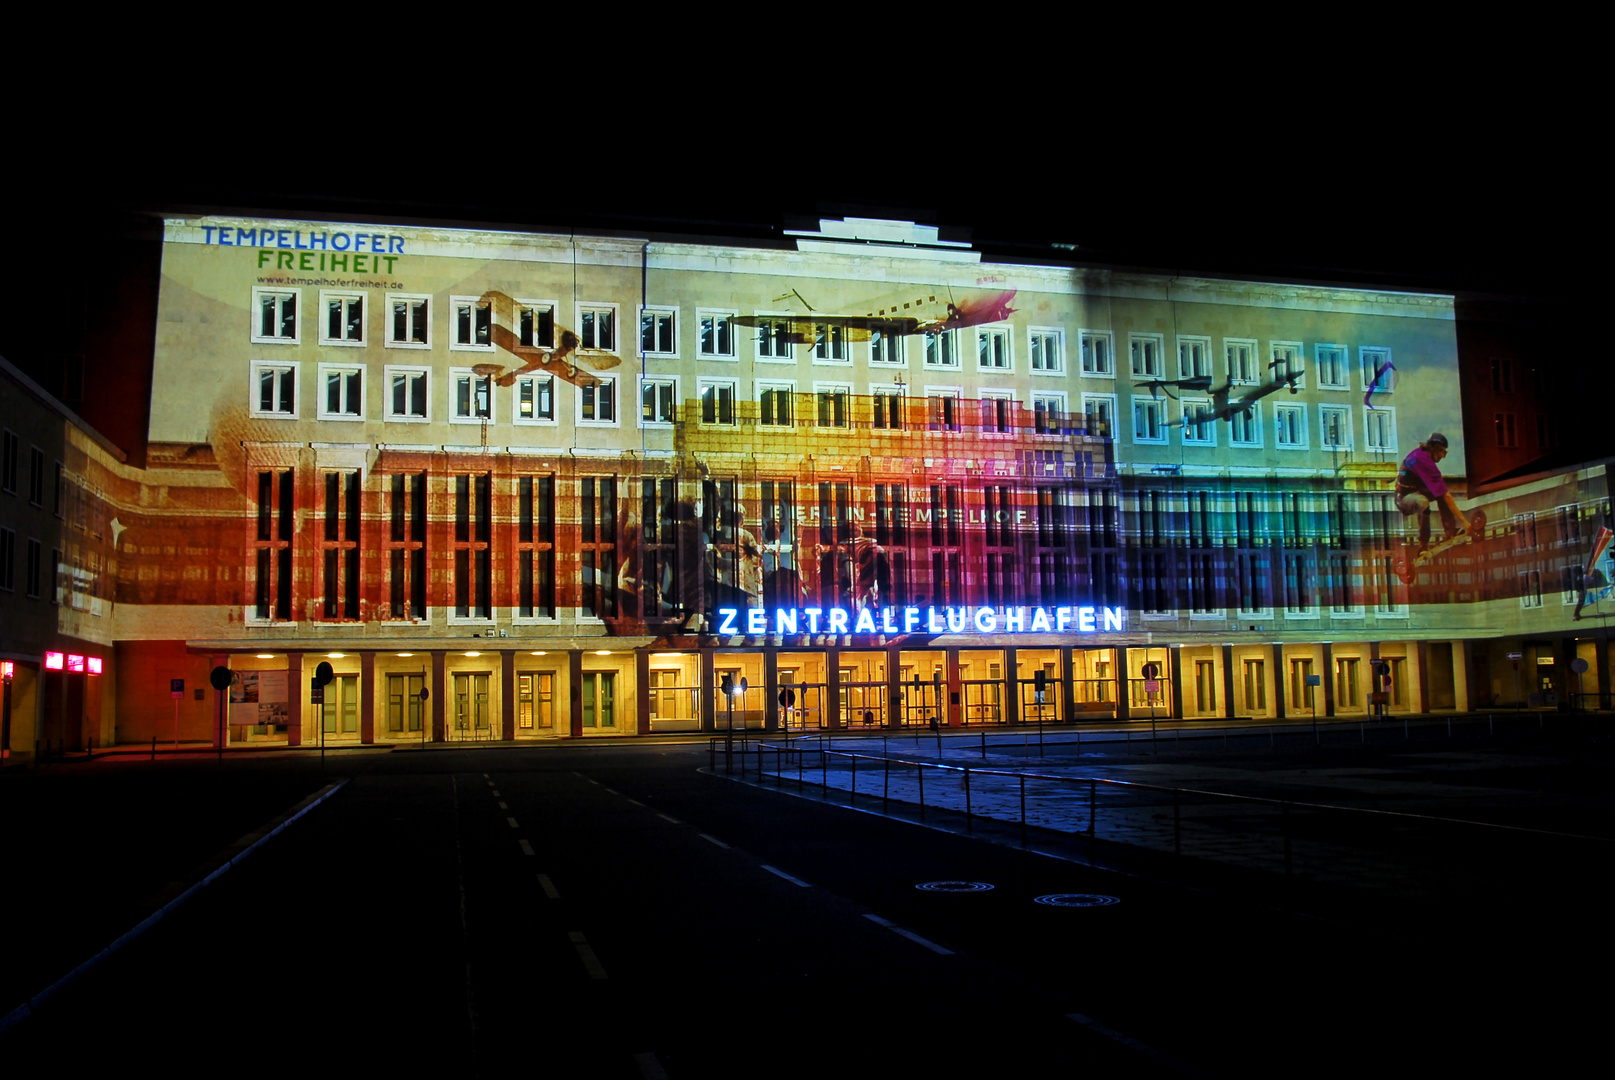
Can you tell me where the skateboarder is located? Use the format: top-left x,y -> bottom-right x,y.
1397,432 -> 1470,554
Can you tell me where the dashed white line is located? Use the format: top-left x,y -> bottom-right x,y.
491,790 -> 500,797
626,799 -> 644,808
601,787 -> 618,795
518,839 -> 534,856
634,1051 -> 671,1079
657,813 -> 682,824
761,865 -> 812,888
698,833 -> 730,849
536,874 -> 560,899
863,914 -> 953,955
1067,1013 -> 1200,1075
507,817 -> 520,829
498,801 -> 508,810
569,931 -> 608,980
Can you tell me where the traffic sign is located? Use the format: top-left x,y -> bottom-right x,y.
1506,651 -> 1523,660
170,678 -> 185,699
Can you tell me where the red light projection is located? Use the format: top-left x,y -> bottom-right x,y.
45,652 -> 64,670
87,657 -> 103,675
67,654 -> 86,672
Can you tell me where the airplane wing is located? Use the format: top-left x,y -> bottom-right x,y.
1134,376 -> 1214,400
732,288 -> 1017,339
729,313 -> 919,343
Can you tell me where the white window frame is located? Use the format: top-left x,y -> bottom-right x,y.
578,376 -> 619,426
1032,390 -> 1068,436
1229,403 -> 1263,447
317,363 -> 365,422
1315,343 -> 1350,389
922,328 -> 959,369
1360,346 -> 1393,395
640,375 -> 679,428
639,305 -> 679,360
869,323 -> 906,367
1225,338 -> 1259,385
1029,328 -> 1064,375
515,298 -> 559,351
513,373 -> 557,426
386,294 -> 433,350
250,359 -> 300,419
1319,404 -> 1353,450
450,367 -> 497,425
1081,392 -> 1117,439
926,386 -> 964,432
1129,334 -> 1166,379
977,325 -> 1013,372
1274,402 -> 1308,450
1519,569 -> 1544,610
871,382 -> 907,430
319,291 -> 366,347
1131,394 -> 1167,444
385,365 -> 431,423
811,322 -> 851,365
757,379 -> 796,426
979,388 -> 1015,435
813,380 -> 852,427
449,295 -> 495,353
753,314 -> 795,363
697,309 -> 737,361
251,287 -> 300,345
1079,330 -> 1114,378
698,378 -> 738,425
1364,405 -> 1397,454
577,302 -> 621,355
1177,335 -> 1212,379
1181,399 -> 1217,446
1269,340 -> 1305,388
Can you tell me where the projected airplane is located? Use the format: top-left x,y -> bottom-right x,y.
731,287 -> 1018,342
1158,369 -> 1304,427
1136,375 -> 1215,401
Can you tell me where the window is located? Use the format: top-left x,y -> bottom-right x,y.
1283,552 -> 1314,616
385,472 -> 428,619
1537,414 -> 1559,450
1181,400 -> 1216,445
980,391 -> 1013,434
1230,404 -> 1262,446
318,364 -> 364,421
252,288 -> 299,343
1513,512 -> 1538,552
1,430 -> 15,494
1132,396 -> 1166,443
517,301 -> 556,350
450,297 -> 494,351
320,471 -> 361,620
1519,569 -> 1543,609
580,377 -> 617,425
28,447 -> 45,506
387,295 -> 431,349
1561,563 -> 1585,606
252,469 -> 294,621
812,322 -> 849,363
641,376 -> 677,426
579,304 -> 618,352
386,366 -> 430,421
1320,404 -> 1352,449
0,529 -> 12,591
387,674 -> 427,734
452,369 -> 496,424
453,473 -> 493,621
816,385 -> 850,427
1081,393 -> 1116,439
869,322 -> 904,365
1178,336 -> 1212,379
320,292 -> 365,346
1361,347 -> 1393,394
51,546 -> 62,604
927,390 -> 961,432
581,671 -> 616,727
699,380 -> 736,425
759,382 -> 794,426
872,386 -> 904,430
1030,329 -> 1063,374
978,327 -> 1011,370
1316,344 -> 1349,389
640,307 -> 677,358
1226,339 -> 1258,384
698,310 -> 736,359
1275,403 -> 1307,448
251,360 -> 299,418
514,374 -> 555,424
1032,392 -> 1067,436
1495,412 -> 1516,448
517,474 -> 556,619
1079,331 -> 1113,376
1130,335 -> 1164,378
1270,342 -> 1303,386
1491,356 -> 1513,394
755,316 -> 794,361
25,537 -> 40,599
1365,406 -> 1396,453
923,328 -> 958,368
580,477 -> 617,618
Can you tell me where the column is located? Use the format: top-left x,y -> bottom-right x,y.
1596,636 -> 1611,709
569,650 -> 585,738
1455,641 -> 1474,712
1272,644 -> 1287,721
1414,641 -> 1432,713
1060,646 -> 1076,725
431,651 -> 447,742
286,651 -> 303,746
500,650 -> 515,741
945,647 -> 962,727
825,647 -> 842,729
699,648 -> 716,733
886,645 -> 901,730
1168,645 -> 1184,720
1116,645 -> 1131,722
636,649 -> 652,736
1221,645 -> 1237,720
1321,642 -> 1335,718
360,651 -> 375,744
764,648 -> 779,733
1003,646 -> 1020,725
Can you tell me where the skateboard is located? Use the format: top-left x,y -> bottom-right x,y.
1393,510 -> 1484,584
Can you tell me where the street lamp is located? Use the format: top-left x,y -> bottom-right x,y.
721,671 -> 747,772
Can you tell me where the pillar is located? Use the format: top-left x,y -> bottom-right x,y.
1116,645 -> 1131,722
699,648 -> 716,733
886,646 -> 901,730
500,650 -> 515,741
1415,640 -> 1432,713
1060,646 -> 1075,725
1272,644 -> 1287,721
1004,647 -> 1020,725
569,650 -> 585,737
286,651 -> 303,746
1168,645 -> 1184,720
1321,642 -> 1335,718
825,647 -> 842,729
431,651 -> 446,742
945,647 -> 962,727
1221,645 -> 1237,720
636,649 -> 653,736
360,651 -> 375,744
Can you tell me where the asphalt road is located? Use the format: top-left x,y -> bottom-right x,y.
4,742 -> 1607,1076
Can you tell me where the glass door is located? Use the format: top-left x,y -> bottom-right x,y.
453,673 -> 491,739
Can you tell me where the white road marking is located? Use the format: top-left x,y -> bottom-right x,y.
626,799 -> 644,808
491,790 -> 500,797
537,874 -> 560,899
1067,1013 -> 1201,1075
498,801 -> 508,810
762,865 -> 812,888
601,787 -> 618,795
634,1051 -> 671,1079
657,813 -> 682,824
569,931 -> 608,980
699,833 -> 730,849
519,839 -> 534,856
863,913 -> 954,955
507,817 -> 520,829
482,773 -> 489,779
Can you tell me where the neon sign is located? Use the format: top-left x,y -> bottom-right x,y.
714,605 -> 1125,636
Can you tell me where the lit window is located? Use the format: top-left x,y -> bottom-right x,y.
978,327 -> 1011,370
642,377 -> 677,425
1182,400 -> 1216,445
1032,392 -> 1066,435
518,302 -> 556,349
755,317 -> 793,360
1081,394 -> 1115,438
813,322 -> 849,362
700,380 -> 736,425
252,288 -> 299,344
1320,405 -> 1352,449
1132,396 -> 1166,443
1365,406 -> 1396,452
1230,404 -> 1262,447
870,322 -> 904,365
1130,335 -> 1164,378
1361,347 -> 1393,394
759,383 -> 794,426
1315,344 -> 1349,388
816,386 -> 850,427
980,392 -> 1013,433
928,391 -> 961,432
1178,336 -> 1212,379
1226,339 -> 1258,384
515,375 -> 555,423
1270,341 -> 1304,386
1275,403 -> 1307,448
924,328 -> 957,368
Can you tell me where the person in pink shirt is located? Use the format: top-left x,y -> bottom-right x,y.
1397,432 -> 1470,552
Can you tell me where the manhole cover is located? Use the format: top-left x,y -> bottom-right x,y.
1035,893 -> 1120,907
916,881 -> 995,893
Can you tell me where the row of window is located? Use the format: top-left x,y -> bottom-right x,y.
244,287 -> 1399,389
0,528 -> 54,600
0,430 -> 48,506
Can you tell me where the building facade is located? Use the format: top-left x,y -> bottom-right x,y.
4,214 -> 1609,753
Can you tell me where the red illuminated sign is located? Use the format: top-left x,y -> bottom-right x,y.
67,654 -> 85,673
87,657 -> 103,675
45,651 -> 64,670
1,661 -> 13,681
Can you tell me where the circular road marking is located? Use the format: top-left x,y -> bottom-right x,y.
1035,893 -> 1120,907
916,881 -> 995,893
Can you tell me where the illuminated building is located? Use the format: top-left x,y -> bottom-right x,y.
0,213 -> 1608,753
